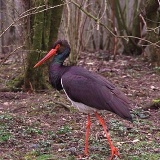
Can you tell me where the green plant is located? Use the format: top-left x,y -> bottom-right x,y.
0,126 -> 11,142
26,127 -> 43,135
0,131 -> 11,142
36,154 -> 53,160
56,125 -> 72,134
152,98 -> 160,103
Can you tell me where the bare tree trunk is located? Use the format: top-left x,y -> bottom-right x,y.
114,0 -> 142,55
143,0 -> 160,67
24,0 -> 63,91
59,0 -> 112,64
0,0 -> 2,55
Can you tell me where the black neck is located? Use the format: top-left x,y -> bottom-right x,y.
52,48 -> 70,64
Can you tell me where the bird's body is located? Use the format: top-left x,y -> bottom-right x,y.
49,63 -> 132,121
34,39 -> 133,160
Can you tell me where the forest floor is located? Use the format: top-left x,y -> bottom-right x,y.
0,53 -> 160,160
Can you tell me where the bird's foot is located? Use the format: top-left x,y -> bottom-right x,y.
84,150 -> 89,156
110,146 -> 121,160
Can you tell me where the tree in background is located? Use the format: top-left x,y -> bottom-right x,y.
60,0 -> 160,66
141,0 -> 160,67
0,0 -> 159,92
113,0 -> 143,55
0,0 -> 26,59
24,0 -> 63,91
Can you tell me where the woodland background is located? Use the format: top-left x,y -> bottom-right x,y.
0,0 -> 160,159
0,0 -> 160,91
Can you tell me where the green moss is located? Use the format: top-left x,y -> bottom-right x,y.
152,99 -> 160,103
24,0 -> 63,91
6,74 -> 24,91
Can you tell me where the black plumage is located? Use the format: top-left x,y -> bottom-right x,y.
34,39 -> 133,159
61,66 -> 132,121
48,40 -> 132,122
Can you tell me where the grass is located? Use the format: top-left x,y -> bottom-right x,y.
24,151 -> 54,160
0,113 -> 13,143
56,125 -> 72,134
0,106 -> 159,160
0,126 -> 11,143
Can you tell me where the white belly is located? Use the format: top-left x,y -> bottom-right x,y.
69,99 -> 97,113
61,79 -> 97,113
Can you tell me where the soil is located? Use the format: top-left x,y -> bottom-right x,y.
0,53 -> 160,160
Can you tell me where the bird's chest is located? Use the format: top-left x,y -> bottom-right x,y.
49,72 -> 63,90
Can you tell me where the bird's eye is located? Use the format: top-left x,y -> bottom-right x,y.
57,50 -> 61,55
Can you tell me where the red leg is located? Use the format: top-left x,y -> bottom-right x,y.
95,112 -> 120,160
84,114 -> 91,156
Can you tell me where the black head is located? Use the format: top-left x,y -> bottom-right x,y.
53,39 -> 71,55
34,39 -> 71,67
52,40 -> 71,64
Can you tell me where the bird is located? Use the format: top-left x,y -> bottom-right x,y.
34,39 -> 133,160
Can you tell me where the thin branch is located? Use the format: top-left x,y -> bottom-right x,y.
118,35 -> 160,47
0,46 -> 24,66
70,0 -> 116,37
139,13 -> 147,28
54,100 -> 70,111
0,2 -> 70,38
99,0 -> 107,21
70,0 -> 160,48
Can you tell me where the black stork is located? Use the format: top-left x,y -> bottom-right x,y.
34,39 -> 132,160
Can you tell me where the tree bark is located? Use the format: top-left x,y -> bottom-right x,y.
114,0 -> 142,55
24,0 -> 63,91
143,0 -> 160,67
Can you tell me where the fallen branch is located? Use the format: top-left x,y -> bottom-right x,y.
54,100 -> 70,111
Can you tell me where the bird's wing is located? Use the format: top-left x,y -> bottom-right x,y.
61,67 -> 132,121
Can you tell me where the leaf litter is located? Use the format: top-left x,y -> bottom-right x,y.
0,53 -> 160,159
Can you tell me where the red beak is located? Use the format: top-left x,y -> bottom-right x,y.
33,44 -> 60,68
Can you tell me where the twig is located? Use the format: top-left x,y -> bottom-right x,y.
70,0 -> 116,37
118,35 -> 160,48
0,46 -> 24,66
139,13 -> 147,29
0,2 -> 70,38
54,100 -> 70,111
29,81 -> 34,93
71,0 -> 160,48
